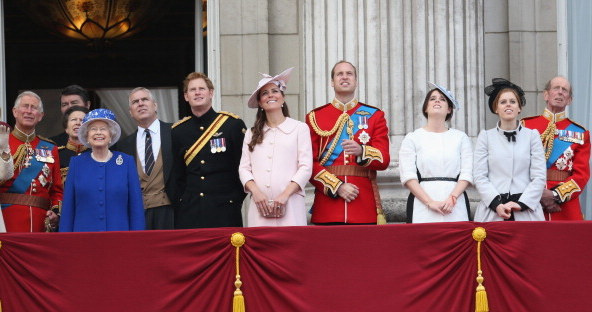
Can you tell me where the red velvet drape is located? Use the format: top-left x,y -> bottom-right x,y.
1,222 -> 591,311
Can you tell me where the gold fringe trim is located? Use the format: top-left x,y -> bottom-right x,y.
231,233 -> 246,312
472,227 -> 489,312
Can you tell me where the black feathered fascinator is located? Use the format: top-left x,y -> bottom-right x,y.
484,78 -> 526,113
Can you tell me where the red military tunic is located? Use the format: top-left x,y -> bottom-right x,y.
1,131 -> 63,232
306,99 -> 390,223
522,109 -> 591,220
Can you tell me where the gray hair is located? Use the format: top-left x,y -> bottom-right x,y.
83,119 -> 118,145
14,91 -> 44,113
128,87 -> 156,106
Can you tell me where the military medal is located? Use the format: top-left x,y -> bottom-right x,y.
116,154 -> 123,165
38,174 -> 48,187
221,138 -> 227,152
216,138 -> 223,153
210,139 -> 217,154
358,130 -> 370,144
358,116 -> 369,130
42,164 -> 50,177
35,148 -> 46,162
25,145 -> 35,167
557,129 -> 584,145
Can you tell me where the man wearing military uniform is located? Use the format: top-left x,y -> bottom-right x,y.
1,91 -> 62,232
306,61 -> 390,224
171,72 -> 247,228
522,76 -> 590,220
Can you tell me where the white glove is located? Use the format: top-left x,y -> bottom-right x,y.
0,124 -> 10,153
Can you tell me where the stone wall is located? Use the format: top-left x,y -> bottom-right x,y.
216,0 -> 559,223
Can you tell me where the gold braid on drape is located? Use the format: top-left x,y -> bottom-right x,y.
473,227 -> 489,312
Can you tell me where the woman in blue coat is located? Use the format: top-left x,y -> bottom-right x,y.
60,109 -> 145,232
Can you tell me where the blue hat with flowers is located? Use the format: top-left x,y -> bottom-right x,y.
428,82 -> 461,110
78,108 -> 121,148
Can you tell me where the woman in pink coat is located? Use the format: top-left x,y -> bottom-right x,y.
239,68 -> 313,227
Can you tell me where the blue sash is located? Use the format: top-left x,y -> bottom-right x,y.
2,140 -> 55,209
321,105 -> 378,166
547,123 -> 581,168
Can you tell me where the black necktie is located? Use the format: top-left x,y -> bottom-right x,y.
144,129 -> 155,175
503,131 -> 516,142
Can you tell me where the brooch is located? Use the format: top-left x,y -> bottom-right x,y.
116,154 -> 123,165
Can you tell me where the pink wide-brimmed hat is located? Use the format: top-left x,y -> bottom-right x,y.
247,67 -> 294,108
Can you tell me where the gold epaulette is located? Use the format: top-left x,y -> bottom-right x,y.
172,116 -> 191,128
58,145 -> 65,150
220,111 -> 240,119
38,135 -> 56,145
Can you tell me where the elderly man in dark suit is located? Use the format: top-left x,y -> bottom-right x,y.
116,87 -> 175,229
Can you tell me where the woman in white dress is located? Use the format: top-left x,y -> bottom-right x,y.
239,68 -> 313,227
473,78 -> 546,221
0,123 -> 15,232
399,83 -> 473,223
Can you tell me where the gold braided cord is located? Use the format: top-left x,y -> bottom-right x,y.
319,132 -> 342,166
318,117 -> 354,166
231,233 -> 246,312
308,111 -> 350,137
540,122 -> 556,160
472,227 -> 489,312
12,144 -> 30,170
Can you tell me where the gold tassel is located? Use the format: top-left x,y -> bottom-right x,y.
231,233 -> 246,312
377,209 -> 387,225
472,227 -> 489,312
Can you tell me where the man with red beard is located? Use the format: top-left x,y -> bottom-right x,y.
522,76 -> 590,220
0,91 -> 62,232
306,61 -> 390,224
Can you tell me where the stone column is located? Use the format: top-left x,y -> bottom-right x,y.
302,0 -> 486,220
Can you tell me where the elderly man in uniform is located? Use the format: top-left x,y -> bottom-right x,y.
522,76 -> 590,220
117,87 -> 175,230
171,72 -> 247,228
0,91 -> 62,232
306,61 -> 390,225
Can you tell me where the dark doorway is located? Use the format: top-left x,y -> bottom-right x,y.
3,0 -> 200,136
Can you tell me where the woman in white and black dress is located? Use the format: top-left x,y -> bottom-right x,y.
473,78 -> 546,221
399,83 -> 473,223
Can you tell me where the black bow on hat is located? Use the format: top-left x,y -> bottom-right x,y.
484,78 -> 526,114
